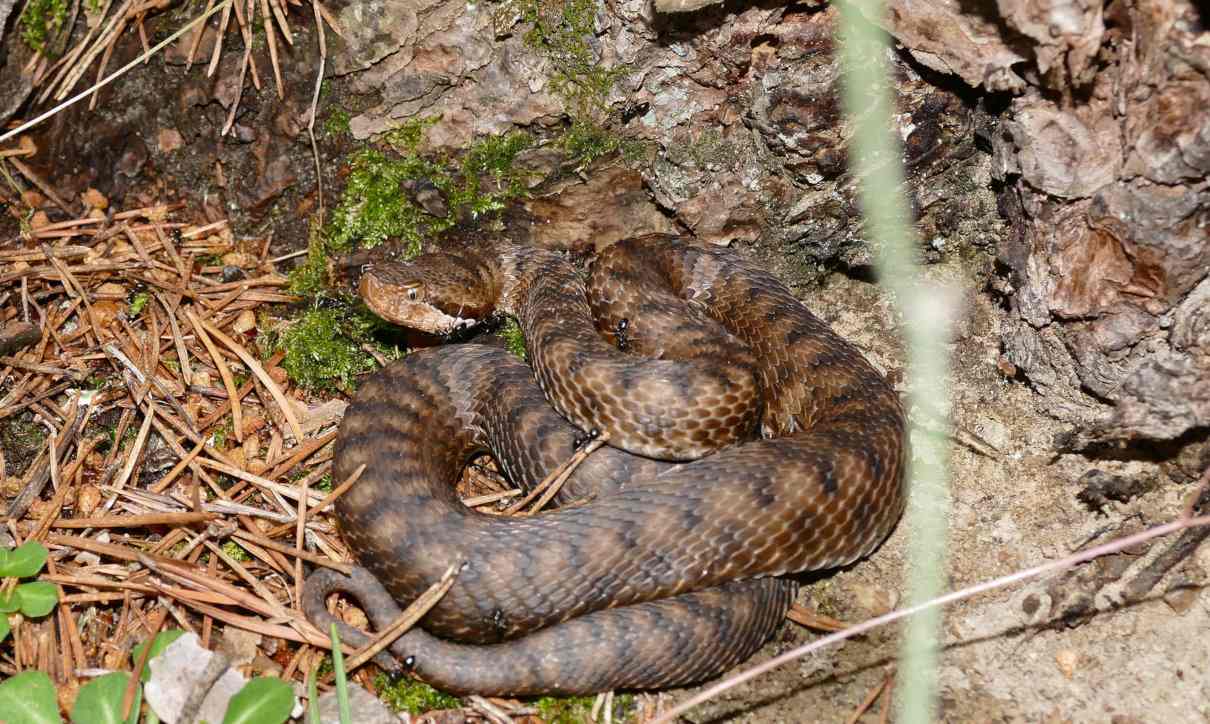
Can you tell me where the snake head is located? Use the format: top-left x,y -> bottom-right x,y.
358,253 -> 497,335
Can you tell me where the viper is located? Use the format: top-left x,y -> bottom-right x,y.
303,234 -> 907,695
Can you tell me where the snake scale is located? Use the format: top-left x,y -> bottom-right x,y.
302,235 -> 907,695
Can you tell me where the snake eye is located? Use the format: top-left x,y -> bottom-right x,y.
407,288 -> 418,301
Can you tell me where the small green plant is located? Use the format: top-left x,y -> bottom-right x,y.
373,674 -> 460,715
275,307 -> 397,393
127,291 -> 150,318
508,0 -> 635,168
19,0 -> 69,53
221,541 -> 253,563
535,693 -> 635,724
0,623 -> 293,723
329,624 -> 352,724
223,677 -> 294,724
323,108 -> 352,137
0,670 -> 59,723
70,670 -> 136,724
0,541 -> 59,643
326,120 -> 533,257
499,318 -> 528,360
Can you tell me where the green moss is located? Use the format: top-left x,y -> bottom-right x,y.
221,541 -> 252,562
127,291 -> 150,317
291,119 -> 533,301
535,696 -> 594,724
315,654 -> 335,678
275,307 -> 397,393
287,222 -> 330,298
327,120 -> 533,257
500,318 -> 527,360
104,419 -> 140,452
323,108 -> 352,137
514,0 -> 618,117
534,694 -> 636,724
20,0 -> 68,52
373,674 -> 460,714
210,418 -> 234,450
313,473 -> 334,493
507,0 -> 635,169
560,119 -> 632,169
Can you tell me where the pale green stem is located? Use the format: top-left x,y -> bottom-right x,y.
837,2 -> 954,722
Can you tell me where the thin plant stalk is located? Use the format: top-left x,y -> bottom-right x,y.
329,623 -> 352,724
836,1 -> 952,721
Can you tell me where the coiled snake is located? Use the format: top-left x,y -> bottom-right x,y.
302,235 -> 907,695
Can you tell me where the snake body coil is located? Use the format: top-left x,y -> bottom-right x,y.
303,235 -> 907,695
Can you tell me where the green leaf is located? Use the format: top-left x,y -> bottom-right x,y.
0,587 -> 19,613
0,612 -> 10,642
0,670 -> 63,724
70,671 -> 129,724
17,581 -> 59,617
330,624 -> 351,724
0,542 -> 49,578
131,629 -> 186,682
306,669 -> 320,724
221,677 -> 294,724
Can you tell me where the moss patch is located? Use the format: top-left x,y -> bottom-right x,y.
20,0 -> 68,52
500,318 -> 528,360
127,291 -> 150,317
210,419 -> 234,450
514,0 -> 618,118
290,120 -> 533,295
373,674 -> 461,715
274,307 -> 397,394
535,693 -> 636,724
507,0 -> 640,168
323,108 -> 352,137
326,118 -> 533,257
220,541 -> 252,562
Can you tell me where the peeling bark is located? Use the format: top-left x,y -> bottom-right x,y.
984,0 -> 1210,441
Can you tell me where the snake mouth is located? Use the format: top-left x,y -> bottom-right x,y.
359,272 -> 478,335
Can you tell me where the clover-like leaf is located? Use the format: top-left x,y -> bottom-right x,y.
70,671 -> 130,724
0,670 -> 63,724
0,542 -> 49,578
17,580 -> 59,617
222,677 -> 294,724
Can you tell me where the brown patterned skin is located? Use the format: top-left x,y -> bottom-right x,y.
303,235 -> 907,695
